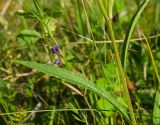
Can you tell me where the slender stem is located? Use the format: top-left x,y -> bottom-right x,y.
0,109 -> 8,125
142,33 -> 160,84
97,0 -> 137,124
142,33 -> 160,124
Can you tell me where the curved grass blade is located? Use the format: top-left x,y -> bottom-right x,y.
13,60 -> 131,123
121,0 -> 150,68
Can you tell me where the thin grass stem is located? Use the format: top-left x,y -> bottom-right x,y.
97,0 -> 137,124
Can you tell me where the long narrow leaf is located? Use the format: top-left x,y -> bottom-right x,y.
108,0 -> 114,18
142,33 -> 160,124
153,92 -> 160,124
13,60 -> 131,123
49,106 -> 55,125
121,0 -> 150,68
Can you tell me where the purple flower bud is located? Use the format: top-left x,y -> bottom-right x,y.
54,58 -> 61,65
51,44 -> 60,54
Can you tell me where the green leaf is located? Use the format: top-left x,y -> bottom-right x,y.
17,29 -> 41,45
97,98 -> 114,117
68,103 -> 79,115
121,0 -> 150,68
13,60 -> 130,122
117,97 -> 128,109
104,63 -> 118,79
43,17 -> 57,33
153,90 -> 160,124
0,16 -> 8,30
0,80 -> 17,101
0,80 -> 10,98
15,10 -> 36,18
96,77 -> 108,90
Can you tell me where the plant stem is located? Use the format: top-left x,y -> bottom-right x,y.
97,0 -> 137,124
142,33 -> 160,84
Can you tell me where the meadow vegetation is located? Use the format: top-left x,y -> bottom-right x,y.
0,0 -> 160,124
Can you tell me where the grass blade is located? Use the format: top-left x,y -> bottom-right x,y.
97,0 -> 136,124
121,0 -> 150,68
13,60 -> 131,123
142,33 -> 160,124
108,0 -> 114,18
153,92 -> 160,124
49,106 -> 55,125
0,80 -> 10,124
